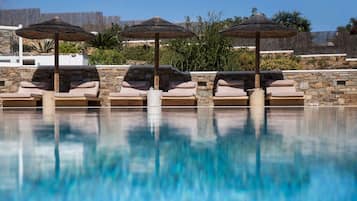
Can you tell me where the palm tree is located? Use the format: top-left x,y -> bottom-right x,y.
272,11 -> 311,32
88,23 -> 122,50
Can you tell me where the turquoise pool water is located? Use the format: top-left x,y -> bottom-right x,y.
0,108 -> 356,201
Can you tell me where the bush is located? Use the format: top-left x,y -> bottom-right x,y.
122,45 -> 154,64
89,49 -> 126,65
261,55 -> 301,70
225,49 -> 255,71
164,13 -> 232,71
59,42 -> 82,54
224,49 -> 301,71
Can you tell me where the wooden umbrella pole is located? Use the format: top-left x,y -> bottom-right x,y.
54,33 -> 59,92
255,32 -> 261,89
154,33 -> 160,90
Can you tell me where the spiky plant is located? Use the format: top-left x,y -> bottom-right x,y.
31,40 -> 55,53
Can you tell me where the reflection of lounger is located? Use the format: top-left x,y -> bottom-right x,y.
214,108 -> 248,136
0,81 -> 48,107
266,80 -> 304,106
213,79 -> 249,106
109,81 -> 149,106
55,81 -> 100,106
162,81 -> 197,106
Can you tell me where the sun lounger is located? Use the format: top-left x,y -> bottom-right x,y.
109,81 -> 149,106
0,81 -> 48,107
213,79 -> 249,106
266,80 -> 304,106
162,81 -> 197,106
55,81 -> 100,106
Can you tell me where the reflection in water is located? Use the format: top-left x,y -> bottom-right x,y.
0,108 -> 356,201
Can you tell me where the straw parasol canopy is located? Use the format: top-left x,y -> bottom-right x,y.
220,13 -> 297,88
16,17 -> 95,92
122,17 -> 195,90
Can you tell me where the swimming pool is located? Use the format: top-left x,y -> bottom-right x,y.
0,107 -> 356,201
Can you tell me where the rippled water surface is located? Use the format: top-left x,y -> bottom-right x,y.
0,108 -> 356,201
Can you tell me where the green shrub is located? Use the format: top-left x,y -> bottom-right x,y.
59,42 -> 82,54
261,55 -> 301,70
122,45 -> 154,64
89,49 -> 126,65
225,49 -> 255,71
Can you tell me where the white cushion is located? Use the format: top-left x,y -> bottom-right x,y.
217,79 -> 244,87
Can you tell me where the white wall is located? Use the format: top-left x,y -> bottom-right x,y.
0,54 -> 88,66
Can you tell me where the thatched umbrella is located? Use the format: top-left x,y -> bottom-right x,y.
122,17 -> 195,90
16,17 -> 95,92
220,13 -> 297,88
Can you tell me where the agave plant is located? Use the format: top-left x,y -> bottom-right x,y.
31,39 -> 55,53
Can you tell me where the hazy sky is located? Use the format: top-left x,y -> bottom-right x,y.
1,0 -> 356,31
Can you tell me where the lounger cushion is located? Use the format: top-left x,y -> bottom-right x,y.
71,81 -> 97,88
163,88 -> 196,97
169,81 -> 196,89
267,87 -> 296,94
267,80 -> 296,87
217,79 -> 244,87
110,88 -> 147,97
267,87 -> 304,97
20,81 -> 48,89
18,87 -> 46,95
69,81 -> 99,97
55,93 -> 86,98
215,86 -> 247,97
0,93 -> 33,98
17,81 -> 48,95
122,81 -> 149,90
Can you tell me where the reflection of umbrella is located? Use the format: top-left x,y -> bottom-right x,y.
16,17 -> 95,92
220,13 -> 297,88
122,17 -> 195,90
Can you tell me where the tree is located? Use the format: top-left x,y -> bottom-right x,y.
88,23 -> 123,50
337,18 -> 357,33
162,12 -> 233,71
272,11 -> 311,32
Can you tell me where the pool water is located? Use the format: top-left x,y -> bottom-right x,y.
0,108 -> 356,201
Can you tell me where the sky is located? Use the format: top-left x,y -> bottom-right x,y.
0,0 -> 356,31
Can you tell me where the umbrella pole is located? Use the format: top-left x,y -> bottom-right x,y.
154,33 -> 160,90
54,33 -> 59,93
255,32 -> 261,89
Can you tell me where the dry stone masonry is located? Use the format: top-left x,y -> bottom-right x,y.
0,65 -> 357,106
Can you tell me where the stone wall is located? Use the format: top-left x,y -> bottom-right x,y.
297,55 -> 357,69
0,65 -> 357,106
0,30 -> 12,55
260,52 -> 357,69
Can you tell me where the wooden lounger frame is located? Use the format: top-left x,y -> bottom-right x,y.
162,96 -> 197,106
55,97 -> 100,107
213,96 -> 249,106
1,97 -> 41,107
109,96 -> 147,106
267,96 -> 305,106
